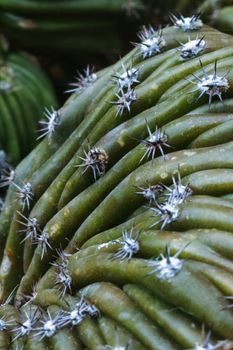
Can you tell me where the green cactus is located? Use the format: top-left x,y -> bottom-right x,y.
0,0 -> 145,55
0,42 -> 57,165
209,6 -> 233,34
197,0 -> 233,35
1,21 -> 233,350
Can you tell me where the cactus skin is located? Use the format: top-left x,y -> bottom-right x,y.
1,23 -> 233,350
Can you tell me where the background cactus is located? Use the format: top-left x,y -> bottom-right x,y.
200,4 -> 233,35
0,38 -> 57,165
1,12 -> 233,350
0,0 -> 148,108
0,0 -> 145,55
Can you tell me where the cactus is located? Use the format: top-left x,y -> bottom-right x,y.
0,41 -> 57,165
185,0 -> 233,36
1,21 -> 233,350
0,0 -> 145,55
203,5 -> 233,35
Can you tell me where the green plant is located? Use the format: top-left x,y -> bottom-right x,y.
0,0 -> 145,55
0,40 -> 57,165
0,22 -> 233,349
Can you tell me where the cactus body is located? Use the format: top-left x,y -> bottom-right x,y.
0,23 -> 233,349
0,0 -> 145,55
0,49 -> 57,165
